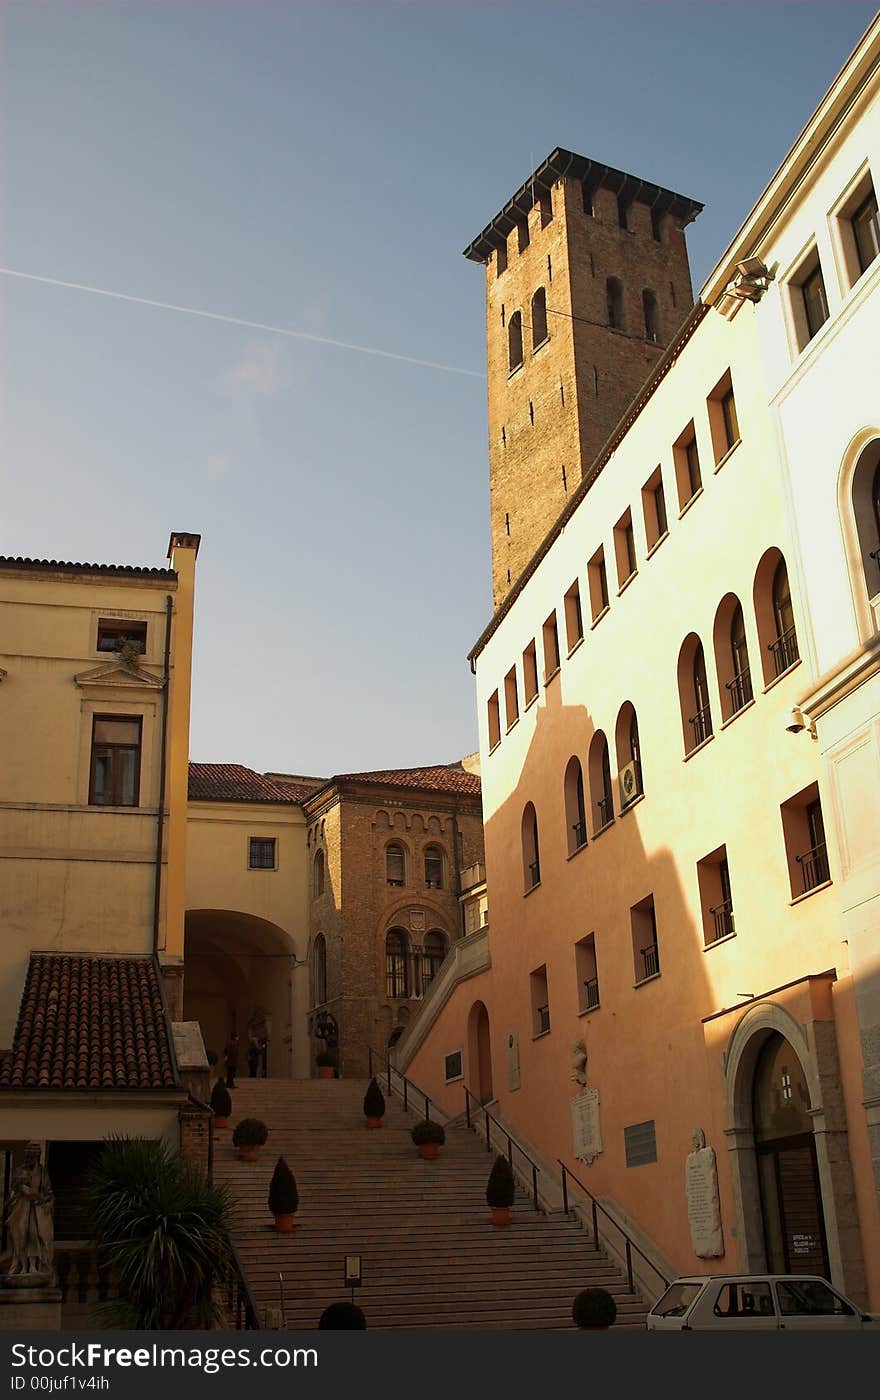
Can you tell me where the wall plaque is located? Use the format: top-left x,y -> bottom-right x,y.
685,1129 -> 724,1258
571,1088 -> 602,1165
506,1031 -> 521,1091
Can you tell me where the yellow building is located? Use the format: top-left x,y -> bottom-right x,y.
398,19 -> 880,1310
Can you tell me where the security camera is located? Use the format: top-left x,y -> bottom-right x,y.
786,706 -> 806,733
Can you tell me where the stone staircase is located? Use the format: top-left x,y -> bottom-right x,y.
214,1077 -> 648,1330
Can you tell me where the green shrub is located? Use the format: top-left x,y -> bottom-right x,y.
267,1157 -> 299,1215
572,1287 -> 617,1329
232,1118 -> 268,1148
485,1154 -> 515,1208
210,1081 -> 232,1118
363,1078 -> 386,1119
411,1119 -> 445,1146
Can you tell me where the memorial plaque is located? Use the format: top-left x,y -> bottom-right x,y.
571,1088 -> 602,1165
506,1030 -> 521,1091
685,1142 -> 724,1258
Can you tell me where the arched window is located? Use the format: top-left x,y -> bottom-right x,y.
508,311 -> 523,372
588,731 -> 614,833
312,934 -> 327,1007
386,841 -> 406,887
424,844 -> 444,889
713,595 -> 753,720
606,277 -> 624,331
850,441 -> 880,627
421,931 -> 447,993
531,287 -> 548,349
313,849 -> 325,898
615,703 -> 643,804
754,549 -> 800,683
563,756 -> 587,855
522,803 -> 540,891
678,634 -> 713,753
385,929 -> 410,998
642,289 -> 659,343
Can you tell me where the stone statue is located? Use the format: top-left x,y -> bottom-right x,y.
570,1039 -> 588,1087
4,1143 -> 54,1283
685,1127 -> 724,1259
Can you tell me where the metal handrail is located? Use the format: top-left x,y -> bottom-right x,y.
795,841 -> 829,892
226,1237 -> 261,1329
708,897 -> 735,942
557,1159 -> 671,1296
769,625 -> 799,676
368,1046 -> 432,1120
463,1086 -> 541,1211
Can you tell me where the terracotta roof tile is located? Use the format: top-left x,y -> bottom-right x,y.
0,954 -> 179,1092
0,556 -> 175,580
330,765 -> 482,797
188,763 -> 315,804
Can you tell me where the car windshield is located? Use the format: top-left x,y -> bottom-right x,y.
652,1283 -> 702,1318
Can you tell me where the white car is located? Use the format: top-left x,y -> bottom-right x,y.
646,1275 -> 880,1330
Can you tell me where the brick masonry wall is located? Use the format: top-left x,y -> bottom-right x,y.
178,1100 -> 211,1173
484,174 -> 696,606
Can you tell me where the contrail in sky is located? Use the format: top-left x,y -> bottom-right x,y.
0,266 -> 485,380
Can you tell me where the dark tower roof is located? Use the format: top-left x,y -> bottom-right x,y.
464,148 -> 703,263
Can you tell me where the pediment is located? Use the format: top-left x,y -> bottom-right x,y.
75,661 -> 165,691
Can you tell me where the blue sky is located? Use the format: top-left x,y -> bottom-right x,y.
2,1 -> 876,777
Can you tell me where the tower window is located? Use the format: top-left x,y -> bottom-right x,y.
651,207 -> 663,242
517,219 -> 530,253
538,190 -> 553,228
529,401 -> 534,425
617,194 -> 629,230
531,287 -> 548,349
606,278 -> 624,331
642,289 -> 659,343
508,311 -> 523,373
547,254 -> 552,283
496,242 -> 508,276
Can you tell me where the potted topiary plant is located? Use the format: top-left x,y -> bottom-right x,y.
411,1119 -> 445,1160
232,1118 -> 268,1162
267,1156 -> 299,1233
316,1051 -> 336,1080
363,1078 -> 386,1129
210,1080 -> 232,1127
572,1287 -> 617,1330
486,1153 -> 515,1226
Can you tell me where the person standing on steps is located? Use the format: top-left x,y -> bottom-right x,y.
223,1030 -> 240,1089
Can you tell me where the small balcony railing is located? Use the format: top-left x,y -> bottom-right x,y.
640,942 -> 660,980
796,841 -> 829,893
571,820 -> 587,851
689,704 -> 713,747
708,897 -> 735,942
583,977 -> 600,1010
537,1005 -> 551,1035
527,859 -> 541,889
725,667 -> 753,713
769,625 -> 799,677
596,796 -> 614,830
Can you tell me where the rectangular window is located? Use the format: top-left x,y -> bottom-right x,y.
802,265 -> 829,338
522,641 -> 539,705
96,619 -> 147,655
642,467 -> 668,550
248,837 -> 277,870
564,580 -> 584,652
613,510 -> 637,588
780,783 -> 830,898
517,219 -> 530,253
587,546 -> 609,621
852,186 -> 880,276
624,1120 -> 657,1167
630,894 -> 660,984
575,934 -> 600,1014
707,371 -> 740,464
542,612 -> 560,680
835,172 -> 880,288
487,691 -> 501,751
89,715 -> 142,806
444,1050 -> 464,1083
530,965 -> 550,1037
788,249 -> 829,350
673,422 -> 701,509
697,845 -> 735,945
496,242 -> 508,276
504,666 -> 519,730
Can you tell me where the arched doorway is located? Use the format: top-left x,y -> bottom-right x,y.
468,1001 -> 493,1104
184,910 -> 302,1078
753,1032 -> 829,1276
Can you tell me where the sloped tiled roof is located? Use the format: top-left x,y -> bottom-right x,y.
0,954 -> 179,1091
188,762 -> 315,804
0,556 -> 175,580
330,765 -> 482,797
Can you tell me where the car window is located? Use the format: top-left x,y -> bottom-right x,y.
713,1282 -> 775,1318
651,1283 -> 702,1318
776,1281 -> 854,1316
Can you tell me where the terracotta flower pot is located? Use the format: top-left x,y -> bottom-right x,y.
274,1213 -> 297,1233
237,1146 -> 261,1162
317,1066 -> 334,1079
417,1143 -> 440,1160
214,1116 -> 229,1128
366,1117 -> 382,1129
491,1206 -> 511,1227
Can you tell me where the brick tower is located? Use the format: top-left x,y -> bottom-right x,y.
465,150 -> 702,607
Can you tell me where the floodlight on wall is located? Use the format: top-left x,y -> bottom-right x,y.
786,706 -> 817,738
716,256 -> 774,321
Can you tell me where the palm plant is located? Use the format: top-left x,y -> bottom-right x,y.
87,1136 -> 234,1329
